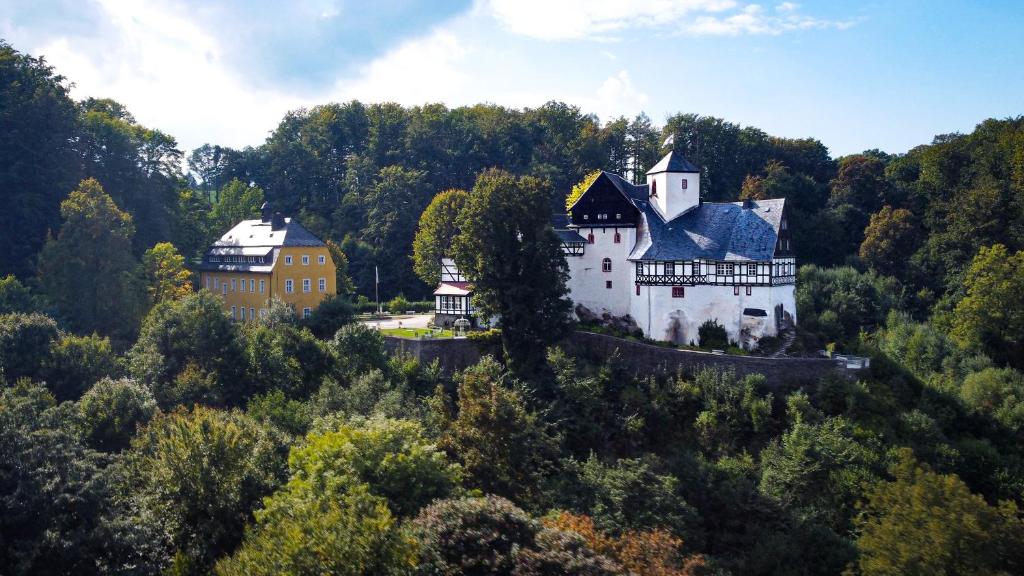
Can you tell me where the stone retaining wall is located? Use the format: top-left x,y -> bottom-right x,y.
384,331 -> 853,387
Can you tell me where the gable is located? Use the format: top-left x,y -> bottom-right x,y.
568,172 -> 640,227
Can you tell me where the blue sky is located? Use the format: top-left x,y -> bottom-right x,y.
2,0 -> 1022,158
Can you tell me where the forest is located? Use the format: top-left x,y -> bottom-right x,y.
5,38 -> 1024,575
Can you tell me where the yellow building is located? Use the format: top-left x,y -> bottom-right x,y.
198,205 -> 337,321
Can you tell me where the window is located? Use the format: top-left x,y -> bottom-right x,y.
746,286 -> 752,295
303,307 -> 312,319
650,180 -> 657,197
240,307 -> 246,320
716,262 -> 734,276
231,279 -> 237,291
605,280 -> 612,289
214,278 -> 219,289
250,307 -> 255,320
319,278 -> 326,292
302,255 -> 309,265
781,218 -> 788,230
636,284 -> 641,296
222,284 -> 228,295
205,277 -> 211,290
230,306 -> 237,319
249,279 -> 255,292
259,279 -> 265,294
615,213 -> 621,219
614,232 -> 621,243
259,308 -> 268,319
602,258 -> 612,273
318,255 -> 326,265
239,279 -> 245,293
587,233 -> 595,244
285,279 -> 294,294
665,262 -> 675,276
747,263 -> 757,276
672,286 -> 685,298
302,279 -> 311,293
681,178 -> 688,190
285,255 -> 293,265
734,286 -> 740,296
583,214 -> 589,220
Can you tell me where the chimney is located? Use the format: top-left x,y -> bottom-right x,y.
261,202 -> 272,223
271,212 -> 285,230
742,198 -> 754,209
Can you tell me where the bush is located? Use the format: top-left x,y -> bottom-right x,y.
386,294 -> 410,315
0,313 -> 59,382
43,333 -> 119,400
302,295 -> 354,338
78,377 -> 156,451
697,319 -> 728,350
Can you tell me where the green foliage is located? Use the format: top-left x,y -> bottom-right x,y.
331,323 -> 390,380
952,244 -> 1024,366
412,189 -> 469,286
796,264 -> 903,348
242,322 -> 335,399
452,169 -> 573,375
960,367 -> 1024,434
566,169 -> 602,212
129,290 -> 245,407
440,357 -> 561,507
301,294 -> 355,338
289,416 -> 461,517
117,406 -> 289,574
215,483 -> 416,576
860,205 -> 919,278
855,449 -> 1024,575
0,312 -> 58,382
142,241 -> 193,304
697,319 -> 728,349
0,275 -> 36,314
212,178 -> 264,232
387,294 -> 410,314
689,368 -> 775,457
37,178 -> 145,341
43,332 -> 118,401
77,376 -> 156,451
246,389 -> 311,436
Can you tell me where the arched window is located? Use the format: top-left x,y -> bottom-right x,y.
650,180 -> 658,198
614,232 -> 621,243
602,258 -> 612,273
588,233 -> 595,244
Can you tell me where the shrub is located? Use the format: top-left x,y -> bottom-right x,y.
697,319 -> 728,350
78,377 -> 156,451
387,294 -> 410,315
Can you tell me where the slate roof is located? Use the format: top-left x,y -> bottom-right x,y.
552,213 -> 586,243
646,150 -> 700,174
581,171 -> 785,262
199,217 -> 326,272
212,218 -> 325,248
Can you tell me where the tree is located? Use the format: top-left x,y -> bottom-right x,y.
0,275 -> 36,314
117,406 -> 289,574
412,189 -> 469,286
143,241 -> 193,304
128,290 -> 246,407
42,332 -> 118,401
952,244 -> 1024,366
37,178 -> 145,341
0,313 -> 58,382
859,205 -> 919,277
440,357 -> 560,505
302,294 -> 355,339
566,170 -> 601,212
78,376 -> 156,451
215,483 -> 415,576
452,169 -> 572,375
960,367 -> 1024,434
211,178 -> 264,232
287,416 -> 461,517
242,321 -> 335,399
331,323 -> 390,380
326,239 -> 356,294
0,41 -> 80,279
855,450 -> 1024,575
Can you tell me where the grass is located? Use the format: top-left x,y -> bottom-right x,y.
380,327 -> 456,339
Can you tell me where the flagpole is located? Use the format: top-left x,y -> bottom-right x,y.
375,265 -> 380,315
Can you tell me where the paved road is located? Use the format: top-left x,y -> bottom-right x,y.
361,313 -> 433,330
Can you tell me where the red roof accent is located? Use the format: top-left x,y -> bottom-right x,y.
433,282 -> 472,296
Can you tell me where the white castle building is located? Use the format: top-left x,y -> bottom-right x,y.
434,150 -> 796,348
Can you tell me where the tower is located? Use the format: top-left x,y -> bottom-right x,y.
645,150 -> 700,221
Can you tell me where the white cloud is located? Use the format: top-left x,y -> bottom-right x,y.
484,0 -> 852,40
587,70 -> 649,121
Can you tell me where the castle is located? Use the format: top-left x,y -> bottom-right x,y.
434,150 -> 796,348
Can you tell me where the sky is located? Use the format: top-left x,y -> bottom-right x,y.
2,0 -> 1022,158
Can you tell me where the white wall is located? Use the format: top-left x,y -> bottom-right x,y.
631,283 -> 796,347
566,227 -> 636,318
647,171 -> 700,221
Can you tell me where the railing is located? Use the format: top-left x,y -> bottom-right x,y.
635,274 -> 708,286
771,275 -> 796,285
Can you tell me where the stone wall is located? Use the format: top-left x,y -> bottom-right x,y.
384,331 -> 854,388
563,331 -> 850,388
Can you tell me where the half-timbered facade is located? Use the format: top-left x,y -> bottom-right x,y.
430,150 -> 796,348
563,150 -> 796,348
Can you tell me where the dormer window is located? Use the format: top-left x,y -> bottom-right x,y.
583,214 -> 589,220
